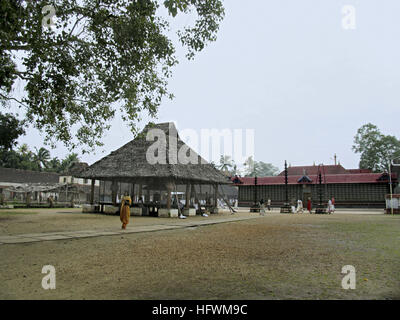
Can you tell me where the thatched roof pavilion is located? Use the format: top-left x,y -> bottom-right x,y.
79,122 -> 232,215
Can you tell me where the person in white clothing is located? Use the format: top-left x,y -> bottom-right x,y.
296,199 -> 303,213
327,199 -> 334,214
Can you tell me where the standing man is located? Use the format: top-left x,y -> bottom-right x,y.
307,198 -> 312,213
120,193 -> 132,230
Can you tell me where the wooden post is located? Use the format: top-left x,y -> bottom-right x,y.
111,180 -> 118,205
131,183 -> 135,201
185,184 -> 190,209
166,183 -> 172,210
90,179 -> 95,205
214,184 -> 218,208
191,184 -> 196,207
138,184 -> 143,202
146,186 -> 150,203
98,180 -> 101,203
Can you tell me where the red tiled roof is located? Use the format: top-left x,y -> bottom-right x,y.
347,169 -> 372,174
278,165 -> 348,176
234,173 -> 397,185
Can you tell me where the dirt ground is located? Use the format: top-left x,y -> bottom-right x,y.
0,208 -> 399,300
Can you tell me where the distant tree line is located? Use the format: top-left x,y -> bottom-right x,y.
213,155 -> 279,177
0,112 -> 79,173
353,123 -> 400,173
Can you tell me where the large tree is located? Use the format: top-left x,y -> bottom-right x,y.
352,123 -> 400,172
0,112 -> 25,151
0,0 -> 225,150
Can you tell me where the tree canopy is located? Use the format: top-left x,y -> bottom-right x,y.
0,111 -> 25,151
243,156 -> 279,177
0,142 -> 80,173
352,123 -> 400,172
0,0 -> 225,150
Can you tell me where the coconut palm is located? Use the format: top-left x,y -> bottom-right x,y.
18,143 -> 29,155
34,147 -> 50,171
60,153 -> 80,173
218,155 -> 233,174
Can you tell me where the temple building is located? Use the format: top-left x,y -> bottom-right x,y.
78,122 -> 232,217
233,164 -> 397,208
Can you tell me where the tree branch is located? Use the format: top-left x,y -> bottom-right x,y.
0,93 -> 29,109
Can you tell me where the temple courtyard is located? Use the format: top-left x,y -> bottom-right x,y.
0,208 -> 399,299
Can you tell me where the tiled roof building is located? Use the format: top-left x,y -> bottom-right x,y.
233,165 -> 396,208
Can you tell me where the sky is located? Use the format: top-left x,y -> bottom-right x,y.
16,0 -> 400,172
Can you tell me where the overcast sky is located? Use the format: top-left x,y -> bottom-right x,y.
17,0 -> 400,172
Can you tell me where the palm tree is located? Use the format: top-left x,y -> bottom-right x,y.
46,157 -> 62,173
218,155 -> 233,174
34,147 -> 50,171
243,156 -> 256,177
18,143 -> 29,155
60,153 -> 80,173
231,163 -> 239,176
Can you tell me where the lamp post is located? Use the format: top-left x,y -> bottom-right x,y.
388,159 -> 393,215
280,161 -> 291,213
315,164 -> 327,214
387,156 -> 400,215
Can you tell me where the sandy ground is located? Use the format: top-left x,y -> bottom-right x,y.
0,208 -> 399,300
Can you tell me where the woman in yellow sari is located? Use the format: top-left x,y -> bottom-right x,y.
120,193 -> 132,229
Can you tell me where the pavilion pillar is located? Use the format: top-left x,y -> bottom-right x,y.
111,180 -> 118,205
166,183 -> 172,210
90,179 -> 95,205
191,184 -> 195,204
138,184 -> 143,202
185,184 -> 191,209
146,186 -> 150,202
214,184 -> 218,208
157,182 -> 178,218
131,183 -> 135,201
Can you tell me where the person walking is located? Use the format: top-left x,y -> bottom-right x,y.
327,199 -> 334,214
120,193 -> 132,229
307,198 -> 312,213
331,197 -> 336,213
259,199 -> 266,216
267,199 -> 271,211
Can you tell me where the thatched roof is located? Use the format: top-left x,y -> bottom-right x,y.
65,162 -> 89,176
79,122 -> 231,185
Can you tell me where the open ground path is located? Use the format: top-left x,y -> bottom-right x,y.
1,207 -> 398,300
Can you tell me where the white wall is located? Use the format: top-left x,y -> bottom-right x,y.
59,176 -> 100,186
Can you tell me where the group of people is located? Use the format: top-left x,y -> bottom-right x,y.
258,197 -> 336,215
291,199 -> 305,213
293,198 -> 336,214
299,198 -> 336,214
